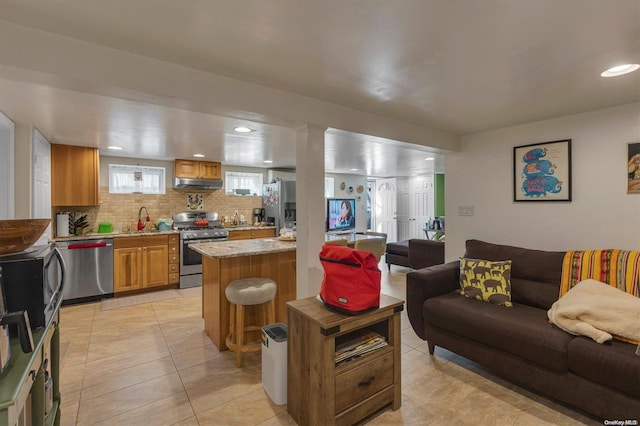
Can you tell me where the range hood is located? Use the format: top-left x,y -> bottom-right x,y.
173,177 -> 224,190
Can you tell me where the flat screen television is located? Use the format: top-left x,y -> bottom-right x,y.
326,198 -> 356,232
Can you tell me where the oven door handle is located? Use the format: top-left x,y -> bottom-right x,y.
185,238 -> 228,245
43,246 -> 66,319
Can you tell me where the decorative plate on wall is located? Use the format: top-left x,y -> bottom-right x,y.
186,193 -> 204,210
340,182 -> 346,190
357,185 -> 364,194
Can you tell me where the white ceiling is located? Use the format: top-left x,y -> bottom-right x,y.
0,0 -> 638,177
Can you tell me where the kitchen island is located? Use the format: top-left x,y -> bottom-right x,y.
189,238 -> 296,351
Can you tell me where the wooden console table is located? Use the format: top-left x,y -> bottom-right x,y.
287,294 -> 403,425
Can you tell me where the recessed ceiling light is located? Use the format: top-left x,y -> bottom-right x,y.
107,146 -> 123,150
425,157 -> 434,160
263,160 -> 273,164
234,126 -> 254,133
193,153 -> 205,158
350,168 -> 359,171
601,64 -> 640,77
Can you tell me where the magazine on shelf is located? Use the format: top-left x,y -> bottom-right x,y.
335,329 -> 388,364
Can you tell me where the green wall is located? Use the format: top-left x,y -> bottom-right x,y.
435,173 -> 445,217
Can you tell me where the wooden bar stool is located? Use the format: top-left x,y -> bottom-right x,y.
225,277 -> 277,367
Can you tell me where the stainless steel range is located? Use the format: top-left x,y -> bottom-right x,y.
173,212 -> 229,288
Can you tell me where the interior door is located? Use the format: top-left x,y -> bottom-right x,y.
410,175 -> 434,239
396,178 -> 411,241
374,178 -> 398,243
0,112 -> 15,219
32,129 -> 52,245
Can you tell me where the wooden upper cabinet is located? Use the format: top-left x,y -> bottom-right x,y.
51,144 -> 100,206
175,159 -> 221,179
199,161 -> 221,179
174,159 -> 200,179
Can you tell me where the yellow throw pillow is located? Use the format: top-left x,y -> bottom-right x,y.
459,258 -> 513,307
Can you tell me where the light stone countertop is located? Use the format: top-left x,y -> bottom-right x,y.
189,237 -> 296,259
51,225 -> 275,242
225,225 -> 276,231
52,230 -> 179,242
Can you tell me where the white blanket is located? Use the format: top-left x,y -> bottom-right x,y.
547,279 -> 640,344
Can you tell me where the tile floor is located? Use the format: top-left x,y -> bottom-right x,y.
59,266 -> 598,425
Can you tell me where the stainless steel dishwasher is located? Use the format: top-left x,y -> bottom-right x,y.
56,239 -> 114,304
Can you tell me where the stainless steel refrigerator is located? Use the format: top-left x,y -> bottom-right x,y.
262,180 -> 296,233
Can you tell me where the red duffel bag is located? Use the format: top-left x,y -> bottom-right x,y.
318,244 -> 381,315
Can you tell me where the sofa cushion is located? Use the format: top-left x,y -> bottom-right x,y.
424,292 -> 572,371
459,258 -> 512,307
465,240 -> 565,309
386,240 -> 409,256
409,239 -> 445,269
568,337 -> 640,398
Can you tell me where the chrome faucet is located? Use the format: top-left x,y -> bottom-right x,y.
137,206 -> 150,231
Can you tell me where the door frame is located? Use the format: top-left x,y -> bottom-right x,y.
32,128 -> 52,244
0,112 -> 15,219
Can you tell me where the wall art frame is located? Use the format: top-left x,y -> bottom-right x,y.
513,139 -> 572,202
628,142 -> 640,194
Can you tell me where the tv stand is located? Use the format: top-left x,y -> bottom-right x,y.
287,295 -> 403,425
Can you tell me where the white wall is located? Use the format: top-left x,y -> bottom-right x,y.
14,124 -> 33,218
327,173 -> 368,232
445,103 -> 640,261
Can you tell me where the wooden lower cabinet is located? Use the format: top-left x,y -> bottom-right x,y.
113,235 -> 169,293
144,245 -> 169,287
202,249 -> 296,351
113,247 -> 144,292
228,228 -> 276,240
168,234 -> 180,284
287,294 -> 403,426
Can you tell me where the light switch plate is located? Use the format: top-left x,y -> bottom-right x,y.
458,205 -> 474,216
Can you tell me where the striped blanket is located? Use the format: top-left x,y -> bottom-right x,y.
560,249 -> 640,298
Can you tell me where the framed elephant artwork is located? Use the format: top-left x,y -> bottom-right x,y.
513,139 -> 572,202
628,143 -> 640,194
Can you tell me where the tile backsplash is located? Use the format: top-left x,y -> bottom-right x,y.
54,187 -> 262,235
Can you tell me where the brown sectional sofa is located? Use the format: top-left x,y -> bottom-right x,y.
406,239 -> 640,421
385,239 -> 444,270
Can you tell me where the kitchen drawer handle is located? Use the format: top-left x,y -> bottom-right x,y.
29,370 -> 36,381
358,376 -> 375,387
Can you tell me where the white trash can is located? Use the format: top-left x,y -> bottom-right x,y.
261,323 -> 288,405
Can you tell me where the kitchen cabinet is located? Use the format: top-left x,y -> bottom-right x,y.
168,234 -> 180,284
51,144 -> 100,206
228,228 -> 276,240
200,241 -> 296,351
174,159 -> 221,179
113,235 -> 169,293
287,295 -> 403,426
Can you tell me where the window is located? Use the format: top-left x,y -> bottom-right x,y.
225,171 -> 263,196
109,164 -> 165,194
